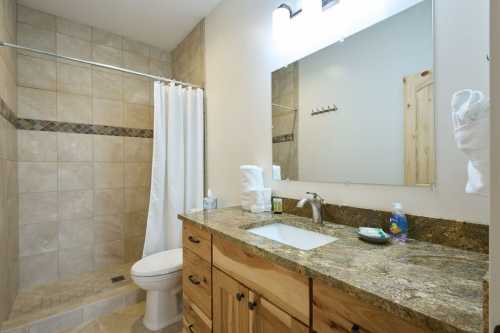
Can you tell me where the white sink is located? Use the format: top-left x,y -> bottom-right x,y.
247,223 -> 337,251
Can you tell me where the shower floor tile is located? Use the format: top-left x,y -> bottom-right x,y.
64,302 -> 181,333
9,263 -> 134,320
2,262 -> 144,333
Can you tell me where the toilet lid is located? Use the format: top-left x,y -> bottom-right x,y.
131,248 -> 183,277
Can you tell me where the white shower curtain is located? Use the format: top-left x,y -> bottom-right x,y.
143,82 -> 204,257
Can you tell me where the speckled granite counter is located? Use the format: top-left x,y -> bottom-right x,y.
178,207 -> 489,333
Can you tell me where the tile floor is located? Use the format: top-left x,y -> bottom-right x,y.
64,302 -> 181,333
10,263 -> 134,320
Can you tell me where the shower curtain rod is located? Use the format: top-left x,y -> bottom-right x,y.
0,41 -> 202,89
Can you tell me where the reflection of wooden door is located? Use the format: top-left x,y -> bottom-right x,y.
404,70 -> 435,186
213,268 -> 249,333
249,291 -> 308,333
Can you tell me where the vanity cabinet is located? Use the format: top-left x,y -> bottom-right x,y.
182,221 -> 213,333
313,280 -> 429,333
213,267 -> 249,333
213,267 -> 308,333
181,218 -> 431,333
248,291 -> 309,333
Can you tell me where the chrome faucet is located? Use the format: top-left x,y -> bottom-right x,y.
297,192 -> 324,225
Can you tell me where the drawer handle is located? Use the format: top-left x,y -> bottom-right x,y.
188,236 -> 200,244
188,324 -> 195,333
351,324 -> 360,333
236,292 -> 245,301
248,301 -> 257,310
188,275 -> 201,285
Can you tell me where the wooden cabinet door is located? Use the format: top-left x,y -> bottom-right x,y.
213,267 -> 249,333
249,291 -> 309,333
403,69 -> 435,186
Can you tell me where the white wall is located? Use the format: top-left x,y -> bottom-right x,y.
298,1 -> 433,185
490,0 -> 498,329
205,0 -> 489,224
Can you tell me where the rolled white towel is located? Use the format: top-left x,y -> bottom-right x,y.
241,188 -> 272,213
451,89 -> 490,195
240,165 -> 264,192
452,89 -> 489,127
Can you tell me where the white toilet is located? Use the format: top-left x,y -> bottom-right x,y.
131,248 -> 183,331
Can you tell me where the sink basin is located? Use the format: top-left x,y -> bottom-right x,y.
247,223 -> 337,250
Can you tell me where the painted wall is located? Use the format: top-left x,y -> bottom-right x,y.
490,0 -> 498,329
205,0 -> 490,224
0,0 -> 18,321
298,1 -> 432,185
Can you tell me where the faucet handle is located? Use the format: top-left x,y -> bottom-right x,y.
306,192 -> 324,202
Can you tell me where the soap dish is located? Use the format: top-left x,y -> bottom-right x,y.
357,227 -> 391,244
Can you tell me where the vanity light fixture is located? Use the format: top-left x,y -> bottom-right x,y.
273,0 -> 341,40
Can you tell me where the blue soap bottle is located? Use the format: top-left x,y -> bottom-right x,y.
389,202 -> 408,242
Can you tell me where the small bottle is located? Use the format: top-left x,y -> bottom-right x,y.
272,197 -> 283,214
203,189 -> 218,210
389,202 -> 408,242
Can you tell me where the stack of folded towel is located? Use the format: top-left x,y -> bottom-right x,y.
240,165 -> 272,213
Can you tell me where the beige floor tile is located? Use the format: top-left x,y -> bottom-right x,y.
66,302 -> 181,333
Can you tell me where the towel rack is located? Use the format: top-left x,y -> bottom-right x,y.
311,105 -> 338,116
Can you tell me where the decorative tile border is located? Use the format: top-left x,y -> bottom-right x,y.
16,118 -> 153,138
273,133 -> 294,144
281,197 -> 489,254
0,96 -> 153,138
0,98 -> 17,127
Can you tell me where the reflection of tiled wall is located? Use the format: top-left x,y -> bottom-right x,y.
15,5 -> 169,289
272,63 -> 298,180
171,20 -> 205,87
0,0 -> 18,322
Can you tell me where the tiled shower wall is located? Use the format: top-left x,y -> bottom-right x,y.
171,20 -> 205,87
272,63 -> 298,180
0,0 -> 18,321
15,5 -> 171,289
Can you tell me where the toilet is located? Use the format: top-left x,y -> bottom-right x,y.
131,248 -> 183,331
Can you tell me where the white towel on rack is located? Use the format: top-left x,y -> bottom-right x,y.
451,89 -> 489,195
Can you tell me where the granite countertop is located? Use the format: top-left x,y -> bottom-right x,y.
179,207 -> 489,333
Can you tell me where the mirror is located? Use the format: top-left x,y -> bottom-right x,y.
272,0 -> 434,186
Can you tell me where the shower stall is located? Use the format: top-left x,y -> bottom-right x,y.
0,4 -> 204,332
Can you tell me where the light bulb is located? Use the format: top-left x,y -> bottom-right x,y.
273,7 -> 291,42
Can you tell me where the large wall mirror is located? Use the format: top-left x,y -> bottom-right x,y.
272,0 -> 434,186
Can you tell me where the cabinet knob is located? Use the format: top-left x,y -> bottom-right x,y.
188,236 -> 200,244
236,292 -> 245,301
248,301 -> 257,310
188,275 -> 201,285
351,324 -> 360,333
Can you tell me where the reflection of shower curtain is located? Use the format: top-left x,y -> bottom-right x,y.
143,82 -> 204,257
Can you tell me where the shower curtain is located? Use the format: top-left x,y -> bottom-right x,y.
143,82 -> 204,257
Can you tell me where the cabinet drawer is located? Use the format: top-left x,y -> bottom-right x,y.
213,235 -> 310,326
313,279 -> 430,333
183,248 -> 212,318
183,295 -> 212,333
183,220 -> 212,264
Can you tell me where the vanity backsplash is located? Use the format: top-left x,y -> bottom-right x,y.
281,197 -> 489,254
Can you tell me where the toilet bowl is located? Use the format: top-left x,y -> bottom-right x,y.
131,248 -> 183,331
